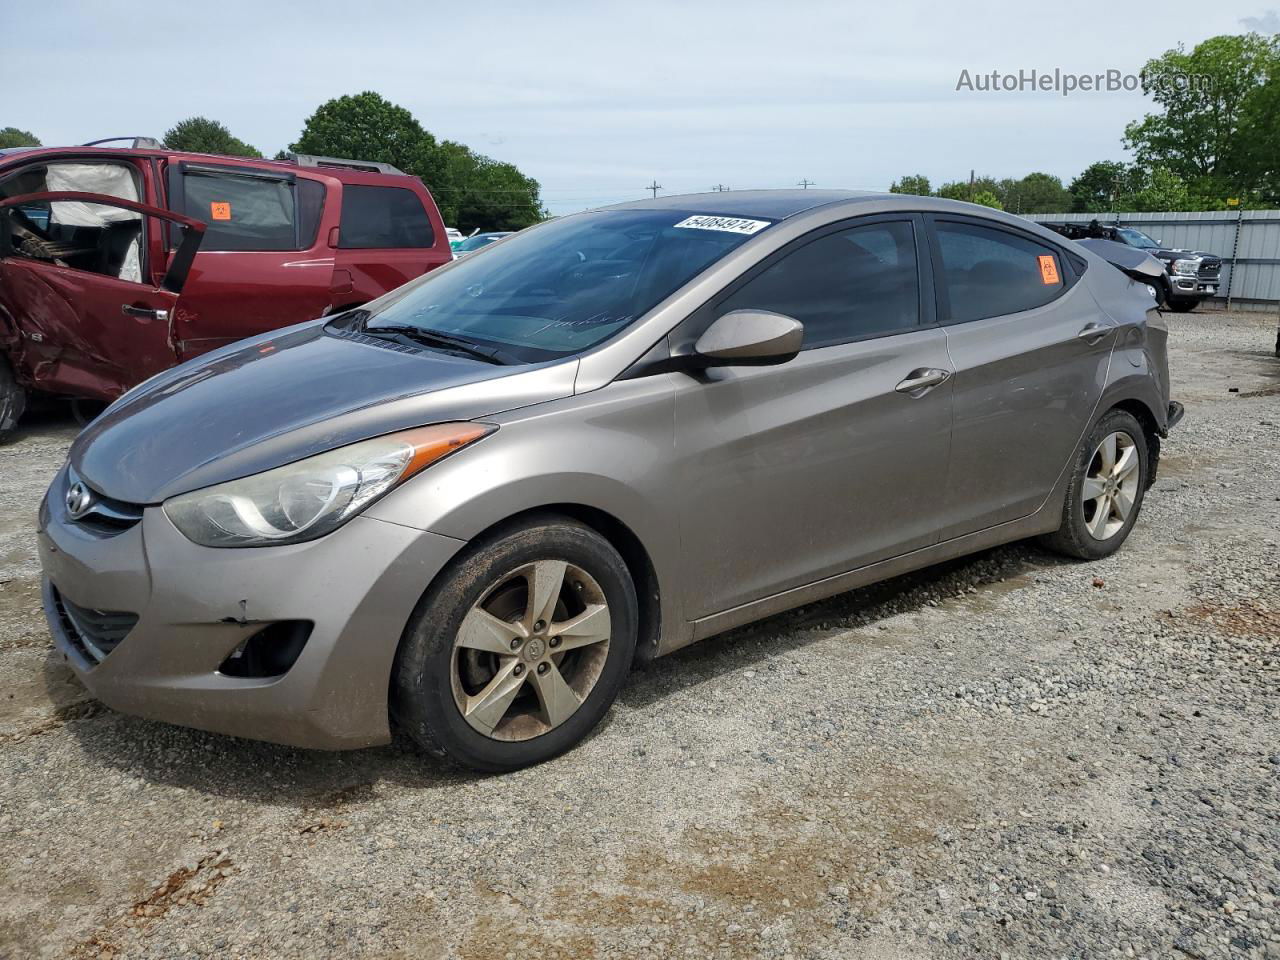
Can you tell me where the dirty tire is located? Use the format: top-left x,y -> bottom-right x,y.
1039,408 -> 1149,561
392,515 -> 637,773
1167,299 -> 1197,313
0,355 -> 27,444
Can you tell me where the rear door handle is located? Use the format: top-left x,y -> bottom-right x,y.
122,304 -> 169,322
895,367 -> 951,396
1077,322 -> 1113,344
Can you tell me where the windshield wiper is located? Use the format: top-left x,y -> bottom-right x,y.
361,323 -> 511,365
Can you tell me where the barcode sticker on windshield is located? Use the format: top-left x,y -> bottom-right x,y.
674,215 -> 771,235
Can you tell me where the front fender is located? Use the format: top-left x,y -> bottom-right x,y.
364,376 -> 688,650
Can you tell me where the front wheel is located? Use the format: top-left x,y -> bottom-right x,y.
1166,298 -> 1198,313
0,356 -> 27,444
1039,409 -> 1148,560
392,516 -> 637,772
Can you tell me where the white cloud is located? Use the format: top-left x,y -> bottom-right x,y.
1240,9 -> 1280,30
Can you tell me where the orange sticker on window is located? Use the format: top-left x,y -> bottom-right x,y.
210,202 -> 232,221
1038,254 -> 1060,285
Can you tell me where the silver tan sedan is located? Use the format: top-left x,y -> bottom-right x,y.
36,191 -> 1181,771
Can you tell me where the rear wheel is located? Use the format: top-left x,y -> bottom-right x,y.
392,516 -> 637,772
1040,409 -> 1148,560
0,355 -> 27,444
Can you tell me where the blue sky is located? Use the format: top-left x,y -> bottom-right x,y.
7,1 -> 1277,215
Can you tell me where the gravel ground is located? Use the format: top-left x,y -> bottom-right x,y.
1,309 -> 1277,960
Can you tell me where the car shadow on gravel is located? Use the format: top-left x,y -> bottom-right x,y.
620,539 -> 1079,710
52,540 -> 1079,804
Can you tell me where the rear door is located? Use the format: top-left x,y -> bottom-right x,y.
332,179 -> 452,302
163,160 -> 335,358
926,214 -> 1114,539
673,215 -> 955,618
0,191 -> 204,400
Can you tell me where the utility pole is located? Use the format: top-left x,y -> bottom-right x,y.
645,180 -> 662,199
712,184 -> 730,192
797,178 -> 815,189
968,169 -> 975,202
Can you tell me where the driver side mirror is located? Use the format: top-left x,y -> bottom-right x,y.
693,309 -> 803,367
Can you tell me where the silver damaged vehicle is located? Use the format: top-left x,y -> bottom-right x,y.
38,191 -> 1182,771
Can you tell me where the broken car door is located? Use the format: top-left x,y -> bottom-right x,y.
0,191 -> 205,401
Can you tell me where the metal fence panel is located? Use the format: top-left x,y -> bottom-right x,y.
1020,210 -> 1280,309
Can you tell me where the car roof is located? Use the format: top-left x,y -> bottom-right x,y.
602,189 -> 886,220
0,145 -> 418,185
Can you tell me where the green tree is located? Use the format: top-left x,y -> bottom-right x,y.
290,92 -> 438,178
969,190 -> 1003,210
1235,52 -> 1280,202
936,176 -> 1001,202
289,92 -> 545,231
1123,33 -> 1280,199
997,172 -> 1072,213
164,117 -> 261,158
1069,161 -> 1141,212
1118,167 -> 1193,211
889,174 -> 931,196
0,127 -> 40,148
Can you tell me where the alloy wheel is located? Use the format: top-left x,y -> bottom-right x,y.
450,559 -> 611,741
1081,431 -> 1141,541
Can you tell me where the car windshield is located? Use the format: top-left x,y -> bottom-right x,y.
455,234 -> 502,252
1118,228 -> 1160,249
360,209 -> 769,362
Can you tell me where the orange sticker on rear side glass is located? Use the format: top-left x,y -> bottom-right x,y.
1038,254 -> 1060,285
210,202 -> 232,221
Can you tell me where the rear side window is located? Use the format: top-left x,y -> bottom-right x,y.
719,220 -> 919,349
934,220 -> 1069,323
169,166 -> 324,252
338,185 -> 435,249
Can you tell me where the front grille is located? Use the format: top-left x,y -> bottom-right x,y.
52,586 -> 138,664
62,468 -> 144,536
1198,258 -> 1221,280
72,493 -> 145,535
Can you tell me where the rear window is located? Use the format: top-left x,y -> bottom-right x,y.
934,220 -> 1070,323
169,165 -> 324,252
338,185 -> 435,249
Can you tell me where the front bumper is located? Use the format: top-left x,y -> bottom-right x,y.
1169,275 -> 1218,297
37,467 -> 465,749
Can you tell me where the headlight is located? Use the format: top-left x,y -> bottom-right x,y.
163,423 -> 494,547
1172,258 -> 1200,276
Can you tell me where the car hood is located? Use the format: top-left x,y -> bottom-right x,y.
1150,248 -> 1218,261
70,319 -> 579,504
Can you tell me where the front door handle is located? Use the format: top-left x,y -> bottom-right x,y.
122,304 -> 169,322
895,367 -> 952,396
1077,322 -> 1113,344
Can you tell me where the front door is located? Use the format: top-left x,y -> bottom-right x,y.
673,216 -> 955,619
0,191 -> 204,400
926,215 -> 1115,539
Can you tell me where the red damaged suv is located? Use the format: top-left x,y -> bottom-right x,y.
0,140 -> 454,439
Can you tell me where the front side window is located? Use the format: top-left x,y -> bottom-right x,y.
339,185 -> 435,249
0,161 -> 146,282
718,220 -> 920,349
935,220 -> 1068,323
356,209 -> 768,362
